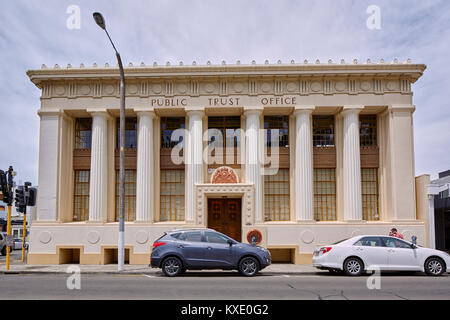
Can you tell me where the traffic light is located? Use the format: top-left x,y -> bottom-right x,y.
24,182 -> 37,207
0,170 -> 11,205
27,187 -> 37,207
15,186 -> 26,213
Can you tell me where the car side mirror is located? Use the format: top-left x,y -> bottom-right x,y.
411,244 -> 417,249
227,240 -> 233,246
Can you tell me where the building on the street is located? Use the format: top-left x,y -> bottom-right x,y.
26,60 -> 429,265
426,170 -> 450,252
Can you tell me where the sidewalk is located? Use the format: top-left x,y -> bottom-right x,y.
0,263 -> 321,275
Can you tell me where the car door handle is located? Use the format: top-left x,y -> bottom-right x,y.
207,247 -> 212,250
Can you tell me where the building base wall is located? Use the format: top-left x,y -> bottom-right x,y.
27,222 -> 427,265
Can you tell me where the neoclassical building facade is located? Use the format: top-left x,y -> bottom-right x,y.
26,60 -> 429,264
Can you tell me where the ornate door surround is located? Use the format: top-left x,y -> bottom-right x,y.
195,184 -> 254,229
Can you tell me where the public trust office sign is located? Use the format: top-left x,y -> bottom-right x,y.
150,96 -> 298,108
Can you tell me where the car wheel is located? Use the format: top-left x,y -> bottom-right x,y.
425,258 -> 445,277
161,257 -> 183,277
239,257 -> 259,277
344,257 -> 364,277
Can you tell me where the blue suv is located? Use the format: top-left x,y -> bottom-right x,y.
150,229 -> 271,277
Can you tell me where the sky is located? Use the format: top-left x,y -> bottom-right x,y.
0,0 -> 449,186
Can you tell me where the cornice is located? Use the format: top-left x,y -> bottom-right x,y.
27,61 -> 426,86
28,61 -> 426,101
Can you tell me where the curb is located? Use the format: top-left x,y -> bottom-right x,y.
0,270 -> 323,276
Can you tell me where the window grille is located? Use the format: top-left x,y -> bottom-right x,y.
360,115 -> 377,146
161,117 -> 186,149
264,116 -> 289,148
73,170 -> 90,221
117,118 -> 138,149
75,119 -> 92,149
115,170 -> 137,221
160,170 -> 185,221
264,169 -> 290,221
313,168 -> 336,221
362,168 -> 380,221
313,116 -> 335,147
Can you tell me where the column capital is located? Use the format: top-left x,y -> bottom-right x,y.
37,109 -> 63,118
243,107 -> 263,117
294,105 -> 315,115
186,108 -> 205,118
87,109 -> 112,119
134,107 -> 156,116
388,105 -> 416,113
135,109 -> 156,119
341,105 -> 364,115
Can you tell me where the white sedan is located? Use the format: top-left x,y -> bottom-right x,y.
313,235 -> 450,276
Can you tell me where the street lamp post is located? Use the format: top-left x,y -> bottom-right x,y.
93,12 -> 126,271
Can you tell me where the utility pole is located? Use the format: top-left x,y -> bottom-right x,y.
93,12 -> 126,271
5,166 -> 15,271
22,182 -> 32,262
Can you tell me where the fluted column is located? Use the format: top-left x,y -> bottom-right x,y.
186,110 -> 204,223
342,106 -> 363,221
245,109 -> 263,223
88,111 -> 109,222
136,111 -> 155,222
294,107 -> 314,221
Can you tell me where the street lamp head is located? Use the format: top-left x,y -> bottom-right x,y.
93,12 -> 106,30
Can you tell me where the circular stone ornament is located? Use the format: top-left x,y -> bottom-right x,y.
39,231 -> 52,244
87,231 -> 101,245
136,231 -> 149,245
300,230 -> 315,244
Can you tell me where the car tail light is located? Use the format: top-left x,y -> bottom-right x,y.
153,242 -> 166,248
319,247 -> 332,255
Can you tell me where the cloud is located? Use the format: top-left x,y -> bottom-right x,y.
0,0 -> 449,183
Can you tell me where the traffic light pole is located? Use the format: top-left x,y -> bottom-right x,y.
21,210 -> 27,262
6,205 -> 12,270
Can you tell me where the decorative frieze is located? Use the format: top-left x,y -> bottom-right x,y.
219,80 -> 228,96
32,63 -> 423,100
38,77 -> 416,100
93,81 -> 102,98
190,81 -> 200,96
68,83 -> 77,98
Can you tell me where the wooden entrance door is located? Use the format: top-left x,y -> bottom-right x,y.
207,198 -> 242,242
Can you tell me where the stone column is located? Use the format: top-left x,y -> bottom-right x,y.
135,111 -> 155,222
88,111 -> 109,222
36,110 -> 62,222
387,105 -> 417,221
294,107 -> 314,221
342,106 -> 363,221
186,110 -> 204,223
245,109 -> 263,223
